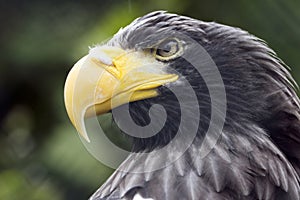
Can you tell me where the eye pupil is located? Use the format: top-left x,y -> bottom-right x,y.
162,43 -> 173,53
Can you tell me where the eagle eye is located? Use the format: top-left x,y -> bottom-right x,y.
154,38 -> 183,61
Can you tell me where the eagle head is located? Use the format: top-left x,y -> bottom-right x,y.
64,11 -> 300,200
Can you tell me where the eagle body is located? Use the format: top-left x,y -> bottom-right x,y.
65,11 -> 300,200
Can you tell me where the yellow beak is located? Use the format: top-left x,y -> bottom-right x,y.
64,46 -> 178,142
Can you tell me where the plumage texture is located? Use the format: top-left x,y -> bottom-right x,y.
90,11 -> 300,199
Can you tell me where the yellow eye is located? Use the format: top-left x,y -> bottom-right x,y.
154,38 -> 183,61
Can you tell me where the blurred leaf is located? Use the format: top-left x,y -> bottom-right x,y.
39,124 -> 113,188
0,170 -> 63,200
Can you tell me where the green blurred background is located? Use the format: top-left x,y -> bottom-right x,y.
0,0 -> 299,199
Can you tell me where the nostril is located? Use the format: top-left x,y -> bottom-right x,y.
89,48 -> 113,66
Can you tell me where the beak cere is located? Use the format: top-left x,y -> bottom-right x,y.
64,46 -> 178,142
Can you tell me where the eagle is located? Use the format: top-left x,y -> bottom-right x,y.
64,11 -> 300,200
